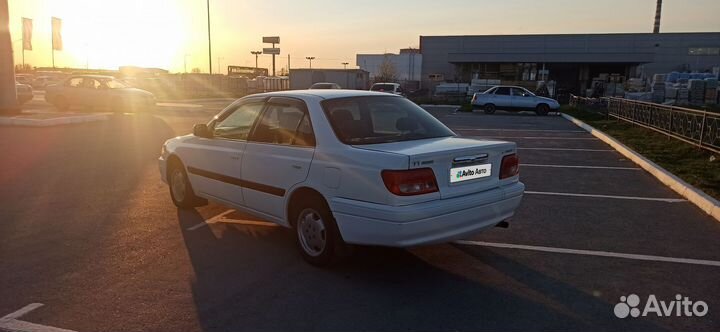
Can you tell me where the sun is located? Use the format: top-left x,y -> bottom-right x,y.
61,0 -> 188,71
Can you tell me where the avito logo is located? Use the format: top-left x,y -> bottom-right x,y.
614,294 -> 709,318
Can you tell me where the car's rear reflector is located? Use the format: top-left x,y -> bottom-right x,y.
381,168 -> 439,196
500,154 -> 519,179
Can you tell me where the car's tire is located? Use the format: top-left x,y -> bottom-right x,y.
536,103 -> 550,116
53,96 -> 69,111
293,197 -> 347,266
483,103 -> 496,114
167,159 -> 206,209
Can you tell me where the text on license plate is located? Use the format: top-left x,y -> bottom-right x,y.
450,164 -> 492,183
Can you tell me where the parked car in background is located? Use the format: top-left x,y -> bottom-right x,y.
370,82 -> 404,96
309,82 -> 342,89
15,74 -> 34,85
471,85 -> 560,115
159,90 -> 524,265
45,75 -> 156,112
32,75 -> 63,89
15,83 -> 33,104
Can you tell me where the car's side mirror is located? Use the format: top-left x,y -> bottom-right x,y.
193,124 -> 213,138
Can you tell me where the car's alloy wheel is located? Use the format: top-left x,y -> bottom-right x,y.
536,104 -> 550,116
168,162 -> 206,208
484,104 -> 496,114
170,168 -> 187,203
297,208 -> 327,257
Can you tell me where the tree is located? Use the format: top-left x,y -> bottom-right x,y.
375,55 -> 397,83
191,67 -> 201,74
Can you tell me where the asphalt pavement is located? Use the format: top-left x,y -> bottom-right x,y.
0,104 -> 719,332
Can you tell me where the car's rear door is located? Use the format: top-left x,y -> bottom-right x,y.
493,87 -> 512,108
241,97 -> 315,219
182,99 -> 265,206
511,87 -> 534,109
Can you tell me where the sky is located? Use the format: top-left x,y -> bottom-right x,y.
7,0 -> 720,73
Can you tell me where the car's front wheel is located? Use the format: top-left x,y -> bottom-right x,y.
536,103 -> 550,116
168,160 -> 205,208
294,199 -> 346,266
483,103 -> 496,114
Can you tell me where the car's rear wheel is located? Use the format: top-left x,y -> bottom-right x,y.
536,103 -> 550,116
293,198 -> 346,266
483,103 -> 496,114
168,160 -> 205,208
53,96 -> 69,111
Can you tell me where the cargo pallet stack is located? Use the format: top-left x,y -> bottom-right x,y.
705,78 -> 718,105
688,79 -> 706,106
651,74 -> 665,103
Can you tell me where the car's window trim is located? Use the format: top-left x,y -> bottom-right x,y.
210,99 -> 267,141
247,96 -> 316,148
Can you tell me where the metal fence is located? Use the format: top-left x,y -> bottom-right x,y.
603,97 -> 720,154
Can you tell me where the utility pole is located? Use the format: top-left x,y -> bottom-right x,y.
653,0 -> 662,33
184,54 -> 190,73
206,0 -> 212,74
306,56 -> 314,69
251,51 -> 261,68
217,56 -> 223,74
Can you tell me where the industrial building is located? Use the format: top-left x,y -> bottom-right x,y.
357,48 -> 422,89
288,68 -> 370,90
419,32 -> 720,95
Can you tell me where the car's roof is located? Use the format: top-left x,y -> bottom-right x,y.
249,89 -> 402,100
372,82 -> 400,86
489,85 -> 528,89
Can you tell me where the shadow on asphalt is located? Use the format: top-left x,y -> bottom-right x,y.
174,207 -> 668,332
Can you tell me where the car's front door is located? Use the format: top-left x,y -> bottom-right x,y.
493,87 -> 512,109
182,99 -> 265,206
241,97 -> 316,219
511,87 -> 534,109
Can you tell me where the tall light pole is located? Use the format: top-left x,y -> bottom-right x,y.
342,62 -> 349,89
184,54 -> 190,73
206,0 -> 212,74
251,51 -> 261,68
305,56 -> 315,69
217,56 -> 224,74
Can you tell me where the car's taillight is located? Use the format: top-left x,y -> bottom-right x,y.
500,154 -> 520,179
381,168 -> 439,196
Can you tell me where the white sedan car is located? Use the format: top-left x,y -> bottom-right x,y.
159,90 -> 524,265
472,85 -> 560,115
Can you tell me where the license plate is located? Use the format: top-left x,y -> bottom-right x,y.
450,164 -> 491,183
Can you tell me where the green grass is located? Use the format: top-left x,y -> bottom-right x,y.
562,105 -> 720,200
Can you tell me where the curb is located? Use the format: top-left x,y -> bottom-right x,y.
0,113 -> 110,127
561,113 -> 720,222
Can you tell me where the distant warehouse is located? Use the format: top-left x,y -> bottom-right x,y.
419,32 -> 720,94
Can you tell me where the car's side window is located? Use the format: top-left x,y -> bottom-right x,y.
495,87 -> 511,95
213,102 -> 264,140
250,100 -> 315,147
511,88 -> 526,96
66,77 -> 83,88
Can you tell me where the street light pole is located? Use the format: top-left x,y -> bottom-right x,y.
251,51 -> 261,69
184,54 -> 190,73
342,62 -> 348,70
342,62 -> 349,88
206,0 -> 212,74
217,56 -> 223,74
305,56 -> 314,69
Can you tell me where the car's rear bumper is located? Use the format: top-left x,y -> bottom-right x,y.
330,181 -> 524,247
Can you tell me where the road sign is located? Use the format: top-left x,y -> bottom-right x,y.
262,36 -> 280,44
263,48 -> 280,55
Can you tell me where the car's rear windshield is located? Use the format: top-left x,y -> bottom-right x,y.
312,84 -> 333,89
370,84 -> 396,91
321,96 -> 455,145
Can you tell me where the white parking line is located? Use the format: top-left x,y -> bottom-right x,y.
518,147 -> 615,152
0,303 -> 78,332
525,191 -> 686,203
186,209 -> 278,231
456,128 -> 586,133
186,209 -> 234,231
477,136 -> 598,140
520,164 -> 641,170
454,240 -> 720,268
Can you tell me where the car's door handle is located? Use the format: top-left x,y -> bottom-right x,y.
291,164 -> 302,169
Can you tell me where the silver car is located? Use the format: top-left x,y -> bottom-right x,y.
472,85 -> 560,115
45,75 -> 156,112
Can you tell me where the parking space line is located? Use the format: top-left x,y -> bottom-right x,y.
477,136 -> 599,140
518,147 -> 615,152
0,303 -> 78,332
520,164 -> 641,170
456,128 -> 587,133
0,303 -> 43,321
454,240 -> 720,268
525,191 -> 686,203
186,209 -> 234,231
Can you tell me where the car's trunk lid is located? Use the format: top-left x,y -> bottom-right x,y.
353,136 -> 516,199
